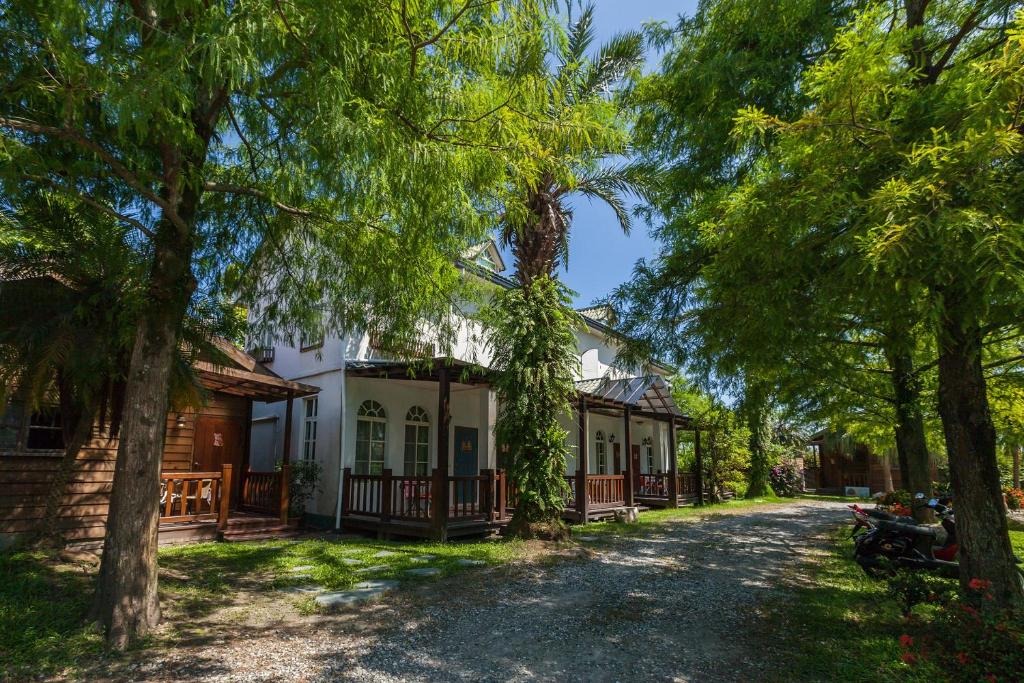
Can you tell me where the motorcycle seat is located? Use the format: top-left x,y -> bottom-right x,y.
877,520 -> 938,537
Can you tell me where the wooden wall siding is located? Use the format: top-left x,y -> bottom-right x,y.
0,392 -> 248,545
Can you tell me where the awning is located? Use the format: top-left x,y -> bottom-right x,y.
575,374 -> 689,422
345,358 -> 493,385
194,361 -> 320,403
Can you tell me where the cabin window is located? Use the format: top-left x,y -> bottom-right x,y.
26,407 -> 64,451
302,397 -> 318,461
595,431 -> 607,475
643,436 -> 654,473
403,406 -> 430,476
355,400 -> 386,475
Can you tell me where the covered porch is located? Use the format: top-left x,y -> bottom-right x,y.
570,375 -> 701,520
158,353 -> 320,544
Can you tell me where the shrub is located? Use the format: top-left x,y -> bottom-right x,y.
899,579 -> 1024,681
768,462 -> 803,497
1003,487 -> 1024,511
280,458 -> 322,517
878,489 -> 912,508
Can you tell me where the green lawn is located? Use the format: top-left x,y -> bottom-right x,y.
571,495 -> 790,539
761,525 -> 1024,682
0,534 -> 526,680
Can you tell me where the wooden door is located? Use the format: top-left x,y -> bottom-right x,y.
613,443 -> 622,475
192,417 -> 244,473
453,426 -> 479,504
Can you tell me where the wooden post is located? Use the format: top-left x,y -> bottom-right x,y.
497,469 -> 507,520
280,391 -> 294,524
341,467 -> 352,517
381,468 -> 393,524
218,464 -> 232,530
667,418 -> 679,508
694,428 -> 705,506
577,397 -> 589,522
623,407 -> 634,507
483,468 -> 497,521
238,399 -> 252,508
434,365 -> 450,540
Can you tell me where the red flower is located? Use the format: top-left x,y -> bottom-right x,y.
899,634 -> 914,648
969,578 -> 992,591
960,604 -> 979,617
957,652 -> 969,665
985,675 -> 996,683
901,652 -> 917,665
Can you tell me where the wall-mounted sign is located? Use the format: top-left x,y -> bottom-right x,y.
213,432 -> 224,447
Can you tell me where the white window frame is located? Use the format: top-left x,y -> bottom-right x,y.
403,406 -> 430,476
355,400 -> 387,475
595,430 -> 607,475
302,397 -> 318,461
643,436 -> 654,473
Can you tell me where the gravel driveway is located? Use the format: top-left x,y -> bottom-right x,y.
100,500 -> 848,683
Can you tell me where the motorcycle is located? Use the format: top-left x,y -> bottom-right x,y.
850,495 -> 959,579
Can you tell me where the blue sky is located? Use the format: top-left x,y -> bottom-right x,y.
497,0 -> 700,307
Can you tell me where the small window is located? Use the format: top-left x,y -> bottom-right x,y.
302,397 -> 318,461
0,401 -> 24,450
26,407 -> 63,450
643,436 -> 654,473
355,400 -> 387,475
595,430 -> 607,475
403,406 -> 430,476
300,331 -> 323,351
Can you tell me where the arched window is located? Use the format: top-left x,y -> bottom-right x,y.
643,436 -> 654,473
355,400 -> 387,475
404,406 -> 430,476
595,430 -> 607,475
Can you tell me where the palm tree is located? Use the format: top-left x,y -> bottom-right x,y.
490,4 -> 658,536
0,197 -> 232,547
500,3 -> 655,284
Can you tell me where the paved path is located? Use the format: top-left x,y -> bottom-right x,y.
106,500 -> 848,683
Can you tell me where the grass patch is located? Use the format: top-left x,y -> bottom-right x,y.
762,526 -> 1024,682
1,533 -> 526,679
571,495 -> 790,540
0,550 -> 104,680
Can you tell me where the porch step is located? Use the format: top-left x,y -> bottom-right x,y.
219,514 -> 300,542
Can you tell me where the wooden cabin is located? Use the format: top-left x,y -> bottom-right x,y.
805,431 -> 937,495
0,343 -> 318,549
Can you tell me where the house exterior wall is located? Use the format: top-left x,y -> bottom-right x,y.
0,392 -> 248,549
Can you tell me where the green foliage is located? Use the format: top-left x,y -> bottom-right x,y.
768,462 -> 803,497
280,458 -> 322,518
673,379 -> 750,500
485,276 -> 580,525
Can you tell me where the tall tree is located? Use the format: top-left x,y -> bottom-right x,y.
0,0 -> 549,647
646,2 -> 1024,602
490,3 -> 653,533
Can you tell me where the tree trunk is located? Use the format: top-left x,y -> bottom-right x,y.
1014,444 -> 1021,490
881,451 -> 894,493
744,387 -> 771,498
885,345 -> 933,520
935,296 -> 1023,606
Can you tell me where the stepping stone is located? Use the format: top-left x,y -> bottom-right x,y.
410,555 -> 436,562
354,564 -> 389,574
576,536 -> 598,541
291,565 -> 314,572
290,572 -> 313,580
373,550 -> 398,558
315,580 -> 399,609
339,558 -> 362,566
282,584 -> 324,594
405,567 -> 441,577
454,559 -> 485,567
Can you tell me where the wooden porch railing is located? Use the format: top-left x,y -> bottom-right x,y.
637,473 -> 669,497
239,470 -> 280,514
159,464 -> 233,530
341,468 -> 509,525
586,474 -> 625,506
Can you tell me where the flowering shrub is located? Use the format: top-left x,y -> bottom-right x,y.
1003,487 -> 1024,511
898,578 -> 1024,682
768,462 -> 803,497
878,489 -> 912,508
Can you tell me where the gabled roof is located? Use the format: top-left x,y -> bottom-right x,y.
461,239 -> 506,274
576,374 -> 687,420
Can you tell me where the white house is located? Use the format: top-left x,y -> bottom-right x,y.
247,240 -> 696,538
